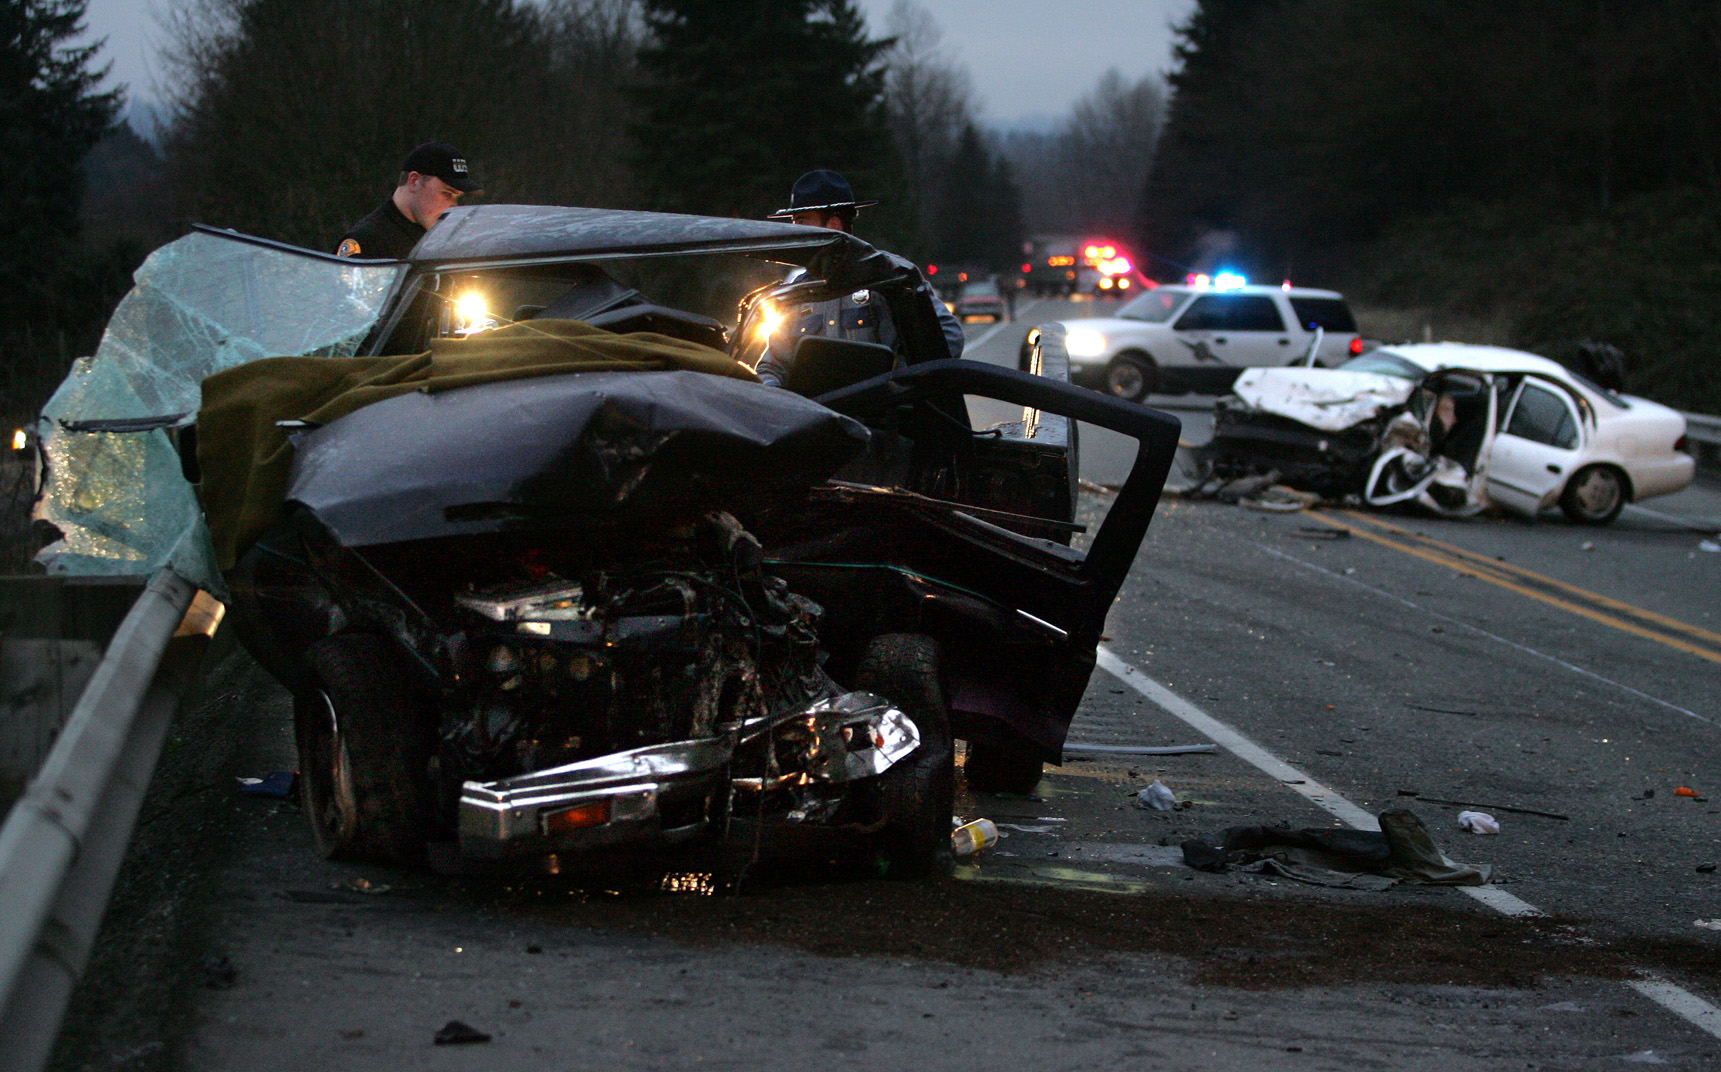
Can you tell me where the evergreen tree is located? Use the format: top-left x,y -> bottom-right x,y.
163,0 -> 548,250
1,0 -> 120,322
930,123 -> 1022,271
630,0 -> 903,232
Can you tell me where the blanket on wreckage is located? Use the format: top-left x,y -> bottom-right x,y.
197,318 -> 759,570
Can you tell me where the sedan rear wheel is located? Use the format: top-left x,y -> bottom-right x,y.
1104,353 -> 1157,402
1559,464 -> 1626,524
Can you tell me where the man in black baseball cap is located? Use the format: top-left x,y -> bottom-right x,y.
336,142 -> 482,259
755,169 -> 963,388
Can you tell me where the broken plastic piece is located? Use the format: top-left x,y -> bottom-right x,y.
952,818 -> 998,857
1695,919 -> 1721,931
1137,780 -> 1177,811
236,771 -> 295,798
1676,786 -> 1701,797
1457,810 -> 1499,834
434,1021 -> 492,1045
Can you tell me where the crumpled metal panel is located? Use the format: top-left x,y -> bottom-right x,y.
36,231 -> 402,590
1231,367 -> 1416,432
413,204 -> 851,266
284,370 -> 869,547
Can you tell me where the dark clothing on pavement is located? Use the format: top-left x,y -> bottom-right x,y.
336,200 -> 424,260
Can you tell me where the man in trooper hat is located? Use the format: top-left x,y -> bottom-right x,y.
336,142 -> 482,260
755,169 -> 963,388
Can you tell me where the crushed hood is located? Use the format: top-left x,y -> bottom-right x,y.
285,369 -> 869,548
1231,367 -> 1416,432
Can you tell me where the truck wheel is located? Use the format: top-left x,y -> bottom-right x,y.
964,734 -> 1044,795
854,634 -> 955,877
1559,464 -> 1626,524
295,634 -> 436,865
1104,353 -> 1157,402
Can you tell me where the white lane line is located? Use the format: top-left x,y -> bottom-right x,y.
1093,642 -> 1721,1039
1093,647 -> 1377,830
966,320 -> 1013,353
1257,543 -> 1714,727
1630,979 -> 1721,1039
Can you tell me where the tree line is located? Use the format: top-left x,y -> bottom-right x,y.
6,0 -> 1174,429
1146,0 -> 1721,411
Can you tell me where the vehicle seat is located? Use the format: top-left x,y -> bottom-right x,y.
1435,392 -> 1488,470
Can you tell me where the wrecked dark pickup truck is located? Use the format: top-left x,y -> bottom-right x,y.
35,206 -> 1180,872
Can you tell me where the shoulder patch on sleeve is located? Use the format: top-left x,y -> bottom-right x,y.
336,238 -> 361,257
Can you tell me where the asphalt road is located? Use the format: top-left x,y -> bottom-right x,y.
50,308 -> 1721,1070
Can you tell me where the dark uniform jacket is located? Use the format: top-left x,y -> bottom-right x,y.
755,278 -> 964,388
336,200 -> 424,260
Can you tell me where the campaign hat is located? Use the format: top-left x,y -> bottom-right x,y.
768,169 -> 877,218
401,142 -> 482,193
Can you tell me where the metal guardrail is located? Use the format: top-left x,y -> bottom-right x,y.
1684,411 -> 1721,467
0,568 -> 218,1072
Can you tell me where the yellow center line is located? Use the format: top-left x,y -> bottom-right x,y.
1300,512 -> 1721,666
1338,509 -> 1721,648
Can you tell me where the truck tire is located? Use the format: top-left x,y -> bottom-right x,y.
1559,464 -> 1627,525
964,734 -> 1044,795
853,634 -> 955,877
1105,353 -> 1158,402
295,633 -> 436,865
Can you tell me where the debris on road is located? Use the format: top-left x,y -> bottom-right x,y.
1062,742 -> 1217,757
1457,810 -> 1500,834
328,877 -> 391,895
1695,920 -> 1721,931
1676,786 -> 1702,797
235,771 -> 295,798
1396,790 -> 1569,821
1696,864 -> 1716,874
1137,780 -> 1179,811
951,819 -> 998,857
434,1021 -> 492,1045
1179,808 -> 1492,890
1699,538 -> 1720,553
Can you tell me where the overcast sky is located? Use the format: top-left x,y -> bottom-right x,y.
78,0 -> 1196,127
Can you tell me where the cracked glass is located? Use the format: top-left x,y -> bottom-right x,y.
35,231 -> 402,592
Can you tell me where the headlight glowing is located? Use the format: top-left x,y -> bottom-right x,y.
454,291 -> 496,335
11,429 -> 26,451
755,303 -> 783,339
1064,327 -> 1108,358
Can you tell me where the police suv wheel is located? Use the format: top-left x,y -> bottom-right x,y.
1104,354 -> 1156,402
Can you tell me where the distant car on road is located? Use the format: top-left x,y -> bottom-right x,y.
1023,282 -> 1362,401
1208,342 -> 1696,524
954,279 -> 1007,322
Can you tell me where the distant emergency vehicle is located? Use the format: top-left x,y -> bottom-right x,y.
1019,235 -> 1151,298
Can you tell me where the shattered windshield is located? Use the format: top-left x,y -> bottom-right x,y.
36,230 -> 403,592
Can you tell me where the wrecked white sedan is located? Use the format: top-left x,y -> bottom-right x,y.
1206,343 -> 1695,524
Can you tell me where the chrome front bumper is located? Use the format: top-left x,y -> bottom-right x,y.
456,692 -> 920,859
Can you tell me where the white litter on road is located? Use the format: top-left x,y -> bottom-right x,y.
1094,643 -> 1721,1044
